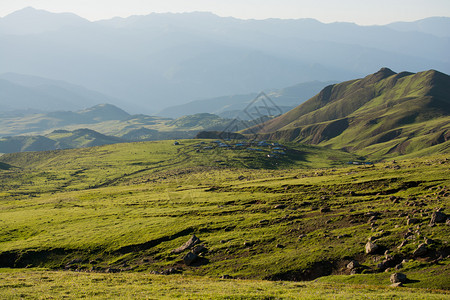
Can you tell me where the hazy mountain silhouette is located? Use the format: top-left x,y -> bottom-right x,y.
158,81 -> 335,118
0,73 -> 127,112
1,8 -> 449,113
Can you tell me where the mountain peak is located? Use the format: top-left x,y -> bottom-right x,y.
360,67 -> 397,85
1,7 -> 89,35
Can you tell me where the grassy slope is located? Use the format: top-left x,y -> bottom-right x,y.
1,269 -> 449,299
0,140 -> 448,297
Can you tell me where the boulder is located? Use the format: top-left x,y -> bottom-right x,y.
347,260 -> 360,270
365,242 -> 379,254
390,272 -> 407,283
413,243 -> 428,257
390,282 -> 403,287
430,211 -> 447,224
183,252 -> 198,266
173,235 -> 200,254
407,218 -> 420,225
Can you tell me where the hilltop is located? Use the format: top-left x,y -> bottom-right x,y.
245,68 -> 450,159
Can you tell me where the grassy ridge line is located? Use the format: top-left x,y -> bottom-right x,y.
0,269 -> 449,299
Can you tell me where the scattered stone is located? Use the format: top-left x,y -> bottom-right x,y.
350,269 -> 359,275
365,242 -> 379,254
397,240 -> 407,249
276,244 -> 285,249
243,241 -> 254,247
413,243 -> 428,257
368,216 -> 378,223
320,207 -> 331,213
298,234 -> 306,239
424,238 -> 435,245
220,274 -> 233,279
183,252 -> 198,266
192,244 -> 207,255
161,268 -> 180,275
407,218 -> 420,225
274,204 -> 286,209
347,260 -> 360,270
390,272 -> 407,283
173,235 -> 201,254
430,211 -> 447,225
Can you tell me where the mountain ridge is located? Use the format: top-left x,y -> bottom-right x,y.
245,68 -> 450,158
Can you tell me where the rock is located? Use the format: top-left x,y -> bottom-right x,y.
220,274 -> 233,279
173,235 -> 201,254
298,234 -> 306,239
390,272 -> 407,283
161,268 -> 180,275
183,252 -> 198,266
390,282 -> 403,287
274,204 -> 286,209
424,238 -> 435,245
192,244 -> 207,255
347,260 -> 360,270
365,242 -> 379,254
407,218 -> 420,225
243,241 -> 254,247
275,244 -> 284,248
397,240 -> 407,249
320,207 -> 330,213
413,243 -> 428,257
350,269 -> 359,275
395,263 -> 403,270
430,211 -> 447,224
368,216 -> 378,223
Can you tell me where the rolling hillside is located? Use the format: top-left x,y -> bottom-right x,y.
246,68 -> 450,159
0,140 -> 448,296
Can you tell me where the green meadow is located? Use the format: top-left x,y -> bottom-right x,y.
0,140 -> 449,298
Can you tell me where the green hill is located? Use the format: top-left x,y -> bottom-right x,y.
246,68 -> 450,159
0,129 -> 124,153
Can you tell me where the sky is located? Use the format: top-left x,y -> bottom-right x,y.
1,0 -> 450,25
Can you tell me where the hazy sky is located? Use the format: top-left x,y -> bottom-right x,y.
1,0 -> 450,25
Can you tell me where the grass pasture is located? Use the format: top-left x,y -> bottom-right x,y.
0,139 -> 449,298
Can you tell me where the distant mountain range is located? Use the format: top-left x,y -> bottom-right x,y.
1,7 -> 449,113
0,103 -> 255,153
0,73 -> 127,112
158,81 -> 334,118
245,68 -> 450,158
